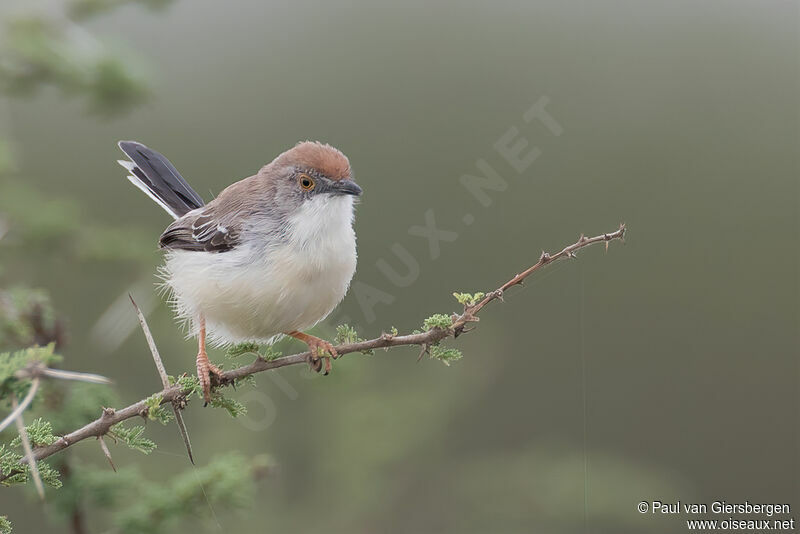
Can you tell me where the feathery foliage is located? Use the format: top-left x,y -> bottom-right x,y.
423,313 -> 453,331
108,425 -> 156,454
226,341 -> 282,361
453,291 -> 485,307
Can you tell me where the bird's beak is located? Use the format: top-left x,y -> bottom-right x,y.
335,179 -> 363,196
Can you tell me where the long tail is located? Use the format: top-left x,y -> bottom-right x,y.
117,141 -> 205,219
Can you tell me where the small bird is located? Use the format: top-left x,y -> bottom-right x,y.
117,140 -> 362,402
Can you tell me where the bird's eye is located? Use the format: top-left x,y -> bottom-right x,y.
298,174 -> 315,191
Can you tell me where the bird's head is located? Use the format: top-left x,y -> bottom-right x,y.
261,141 -> 361,213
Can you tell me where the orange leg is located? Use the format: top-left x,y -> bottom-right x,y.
286,331 -> 338,375
196,316 -> 224,405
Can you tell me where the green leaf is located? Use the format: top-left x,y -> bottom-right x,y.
0,515 -> 11,534
225,342 -> 260,359
0,444 -> 61,488
429,345 -> 463,366
335,324 -> 359,345
423,313 -> 453,331
207,391 -> 247,418
108,425 -> 156,454
142,394 -> 172,425
335,324 -> 373,355
226,342 -> 281,362
173,375 -> 201,398
452,291 -> 485,306
10,418 -> 57,448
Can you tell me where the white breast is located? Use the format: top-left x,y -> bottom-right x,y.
162,195 -> 357,345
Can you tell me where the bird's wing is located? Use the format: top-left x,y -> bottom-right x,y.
158,174 -> 272,254
159,206 -> 242,253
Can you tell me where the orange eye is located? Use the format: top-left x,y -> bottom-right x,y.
298,174 -> 315,191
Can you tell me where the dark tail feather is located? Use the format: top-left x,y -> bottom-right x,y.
117,141 -> 205,219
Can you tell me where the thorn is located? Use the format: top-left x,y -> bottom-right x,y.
39,368 -> 112,385
130,294 -> 171,390
566,250 -> 576,259
579,233 -> 587,243
102,407 -> 115,418
605,241 -> 609,253
97,436 -> 117,472
171,406 -> 195,464
417,344 -> 429,362
540,251 -> 550,262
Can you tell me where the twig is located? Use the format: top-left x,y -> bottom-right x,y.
11,395 -> 44,499
130,295 -> 170,385
130,295 -> 194,464
0,377 -> 40,434
0,224 -> 625,477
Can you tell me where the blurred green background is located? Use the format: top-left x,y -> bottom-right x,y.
0,0 -> 797,532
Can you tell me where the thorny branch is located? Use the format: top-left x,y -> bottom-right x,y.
0,224 -> 625,480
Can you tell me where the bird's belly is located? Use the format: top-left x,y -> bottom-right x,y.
163,240 -> 356,345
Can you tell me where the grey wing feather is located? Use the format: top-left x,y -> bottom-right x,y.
160,209 -> 240,253
118,141 -> 205,218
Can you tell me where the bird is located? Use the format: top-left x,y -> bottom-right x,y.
117,140 -> 362,403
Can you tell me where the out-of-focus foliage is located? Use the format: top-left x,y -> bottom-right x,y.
0,139 -> 13,175
0,287 -> 61,350
115,453 -> 269,534
68,0 -> 172,21
0,0 -> 172,117
0,181 -> 154,264
0,345 -> 61,400
45,452 -> 269,534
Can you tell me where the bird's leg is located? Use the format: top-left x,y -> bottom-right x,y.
196,316 -> 224,405
285,331 -> 338,375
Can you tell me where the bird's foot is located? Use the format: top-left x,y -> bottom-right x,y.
287,331 -> 338,375
196,349 -> 224,405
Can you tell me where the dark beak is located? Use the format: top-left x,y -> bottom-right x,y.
335,179 -> 363,196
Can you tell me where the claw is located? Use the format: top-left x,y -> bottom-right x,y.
197,350 -> 224,406
288,331 -> 337,375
